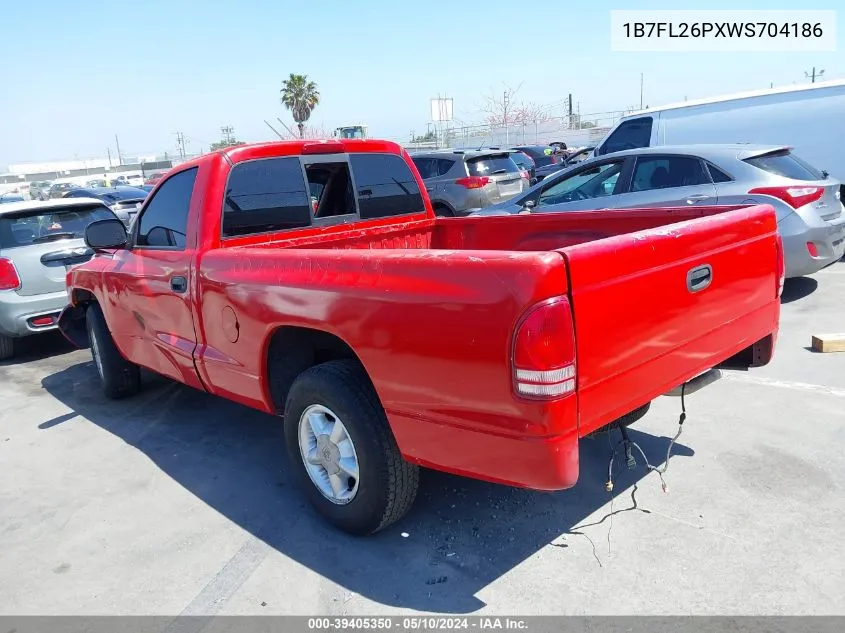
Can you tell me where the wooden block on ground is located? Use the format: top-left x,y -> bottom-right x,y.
811,334 -> 845,353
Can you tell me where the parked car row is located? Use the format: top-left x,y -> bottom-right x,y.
19,173 -> 164,201
408,144 -> 604,216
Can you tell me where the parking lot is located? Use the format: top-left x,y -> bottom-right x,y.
1,261 -> 843,616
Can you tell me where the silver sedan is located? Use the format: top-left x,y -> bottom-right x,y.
476,144 -> 845,278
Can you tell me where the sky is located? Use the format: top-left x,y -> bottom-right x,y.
0,0 -> 842,168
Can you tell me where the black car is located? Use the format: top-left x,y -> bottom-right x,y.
63,186 -> 149,227
510,145 -> 563,169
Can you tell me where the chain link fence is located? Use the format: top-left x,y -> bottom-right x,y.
402,110 -> 629,152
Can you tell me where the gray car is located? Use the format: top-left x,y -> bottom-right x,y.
0,198 -> 117,360
476,144 -> 845,278
28,181 -> 53,201
410,150 -> 526,216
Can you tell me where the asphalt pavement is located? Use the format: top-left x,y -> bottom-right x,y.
1,261 -> 843,615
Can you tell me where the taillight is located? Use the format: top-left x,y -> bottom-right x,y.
748,186 -> 824,209
0,257 -> 21,291
455,176 -> 490,189
519,170 -> 530,181
775,234 -> 785,298
512,297 -> 576,399
806,242 -> 819,257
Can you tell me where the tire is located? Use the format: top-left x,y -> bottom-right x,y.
0,334 -> 14,361
284,359 -> 419,535
86,303 -> 141,399
432,204 -> 453,217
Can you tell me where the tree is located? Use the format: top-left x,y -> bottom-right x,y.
280,73 -> 320,139
480,83 -> 551,127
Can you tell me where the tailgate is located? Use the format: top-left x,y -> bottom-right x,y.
561,205 -> 780,436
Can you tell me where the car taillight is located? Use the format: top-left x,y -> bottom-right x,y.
455,176 -> 490,189
512,297 -> 576,399
519,170 -> 530,181
806,242 -> 819,257
0,257 -> 21,291
775,233 -> 785,298
748,186 -> 824,209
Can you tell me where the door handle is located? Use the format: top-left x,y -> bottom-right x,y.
686,194 -> 710,204
170,276 -> 187,293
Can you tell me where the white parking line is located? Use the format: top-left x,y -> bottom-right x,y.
721,372 -> 845,398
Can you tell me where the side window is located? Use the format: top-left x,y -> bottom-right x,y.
411,157 -> 436,180
437,159 -> 456,176
707,163 -> 733,183
349,153 -> 426,219
537,161 -> 624,207
223,157 -> 311,237
136,167 -> 197,248
598,117 -> 653,155
631,156 -> 709,192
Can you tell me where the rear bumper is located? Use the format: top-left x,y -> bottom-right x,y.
781,211 -> 845,277
0,289 -> 67,337
389,410 -> 581,490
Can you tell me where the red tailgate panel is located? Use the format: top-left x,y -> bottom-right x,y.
561,205 -> 780,436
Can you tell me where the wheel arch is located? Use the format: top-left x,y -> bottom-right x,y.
263,325 -> 376,415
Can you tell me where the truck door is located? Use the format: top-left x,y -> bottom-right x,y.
105,167 -> 204,390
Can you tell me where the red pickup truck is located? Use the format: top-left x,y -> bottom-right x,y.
59,139 -> 782,535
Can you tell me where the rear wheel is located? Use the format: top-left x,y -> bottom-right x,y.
0,334 -> 14,361
86,304 -> 141,399
432,203 -> 453,217
284,359 -> 419,535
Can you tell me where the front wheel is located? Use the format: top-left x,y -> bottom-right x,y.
284,359 -> 419,535
86,304 -> 141,399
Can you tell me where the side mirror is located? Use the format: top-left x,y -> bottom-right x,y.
85,218 -> 128,250
519,199 -> 536,215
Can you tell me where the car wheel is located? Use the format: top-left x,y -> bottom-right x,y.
432,203 -> 454,217
0,334 -> 14,361
284,359 -> 419,535
86,303 -> 141,399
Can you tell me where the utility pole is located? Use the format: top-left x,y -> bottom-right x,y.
107,148 -> 112,168
805,67 -> 824,83
114,134 -> 123,166
175,132 -> 187,159
221,125 -> 235,144
640,73 -> 644,109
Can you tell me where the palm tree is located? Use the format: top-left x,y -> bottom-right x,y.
280,73 -> 320,139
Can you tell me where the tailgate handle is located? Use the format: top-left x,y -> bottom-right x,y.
687,265 -> 713,292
